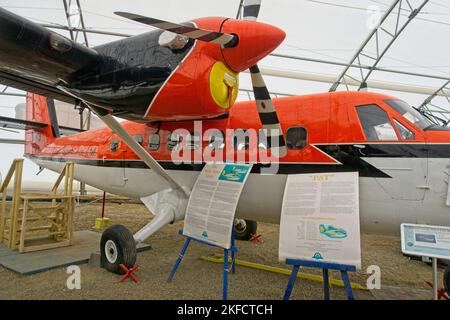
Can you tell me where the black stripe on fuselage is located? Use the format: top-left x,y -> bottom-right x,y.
28,155 -> 389,178
315,144 -> 431,158
28,143 -> 450,179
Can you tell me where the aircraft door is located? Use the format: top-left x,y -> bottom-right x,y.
105,137 -> 128,188
352,104 -> 427,201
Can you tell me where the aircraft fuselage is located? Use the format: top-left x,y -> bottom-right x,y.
25,91 -> 450,235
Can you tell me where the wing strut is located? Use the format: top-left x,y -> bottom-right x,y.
96,113 -> 188,198
56,86 -> 188,198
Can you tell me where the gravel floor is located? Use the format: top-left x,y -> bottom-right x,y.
0,202 -> 445,300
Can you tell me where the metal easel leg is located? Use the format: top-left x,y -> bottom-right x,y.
432,257 -> 438,300
323,268 -> 330,300
341,271 -> 355,300
167,237 -> 191,283
283,265 -> 300,300
223,248 -> 229,300
231,229 -> 236,274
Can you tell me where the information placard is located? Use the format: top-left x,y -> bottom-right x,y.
183,163 -> 252,249
401,223 -> 450,260
279,172 -> 361,269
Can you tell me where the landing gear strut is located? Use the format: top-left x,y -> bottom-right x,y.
234,219 -> 257,241
100,224 -> 137,274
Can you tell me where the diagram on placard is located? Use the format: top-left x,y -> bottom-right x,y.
319,224 -> 348,239
219,165 -> 251,183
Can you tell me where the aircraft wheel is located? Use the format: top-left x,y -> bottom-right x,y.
444,266 -> 450,295
100,224 -> 137,274
234,219 -> 257,241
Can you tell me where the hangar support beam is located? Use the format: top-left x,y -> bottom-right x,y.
329,0 -> 429,92
62,0 -> 89,47
418,80 -> 450,125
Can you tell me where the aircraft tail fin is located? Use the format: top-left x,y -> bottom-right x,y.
24,94 -> 57,156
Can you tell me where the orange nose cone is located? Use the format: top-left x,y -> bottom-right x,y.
221,19 -> 286,73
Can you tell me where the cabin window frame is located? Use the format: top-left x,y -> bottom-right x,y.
206,129 -> 225,150
186,132 -> 201,150
286,126 -> 308,150
149,133 -> 160,151
134,135 -> 143,145
394,119 -> 416,141
110,138 -> 119,153
167,132 -> 181,151
233,129 -> 250,151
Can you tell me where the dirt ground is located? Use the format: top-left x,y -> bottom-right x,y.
0,202 -> 445,300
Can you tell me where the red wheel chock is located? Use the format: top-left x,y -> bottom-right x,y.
425,280 -> 450,300
250,233 -> 262,244
119,264 -> 139,283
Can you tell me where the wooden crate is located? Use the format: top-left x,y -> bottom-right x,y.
0,160 -> 76,253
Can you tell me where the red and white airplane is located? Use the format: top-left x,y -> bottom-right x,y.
0,1 -> 449,287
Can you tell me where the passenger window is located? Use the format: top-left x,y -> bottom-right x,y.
186,132 -> 200,150
233,129 -> 249,151
286,127 -> 307,150
394,120 -> 415,140
168,132 -> 181,151
207,130 -> 224,150
149,134 -> 160,151
134,135 -> 143,145
356,105 -> 398,141
110,138 -> 119,152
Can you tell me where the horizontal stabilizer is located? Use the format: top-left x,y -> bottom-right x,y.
0,116 -> 84,135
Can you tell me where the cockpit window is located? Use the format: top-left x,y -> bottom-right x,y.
394,119 -> 415,140
385,99 -> 432,129
356,105 -> 398,141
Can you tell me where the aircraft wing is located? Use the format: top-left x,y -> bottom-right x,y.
0,7 -> 99,105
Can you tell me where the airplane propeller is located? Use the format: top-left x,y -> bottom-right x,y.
117,0 -> 287,158
242,0 -> 287,158
115,12 -> 238,47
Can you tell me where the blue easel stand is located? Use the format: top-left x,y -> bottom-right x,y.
167,229 -> 237,300
283,259 -> 356,300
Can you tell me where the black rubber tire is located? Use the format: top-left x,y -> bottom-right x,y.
444,266 -> 450,296
100,224 -> 137,274
234,220 -> 257,241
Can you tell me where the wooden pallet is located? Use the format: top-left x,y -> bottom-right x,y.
0,159 -> 75,253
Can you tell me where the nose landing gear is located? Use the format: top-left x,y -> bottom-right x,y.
233,219 -> 257,241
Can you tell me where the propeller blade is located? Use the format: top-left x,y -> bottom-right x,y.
250,65 -> 287,158
115,12 -> 236,46
242,1 -> 287,157
243,0 -> 262,21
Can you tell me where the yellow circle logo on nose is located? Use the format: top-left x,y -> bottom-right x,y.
209,61 -> 239,109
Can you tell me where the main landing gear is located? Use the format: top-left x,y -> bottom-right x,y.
100,225 -> 137,274
234,219 -> 258,241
